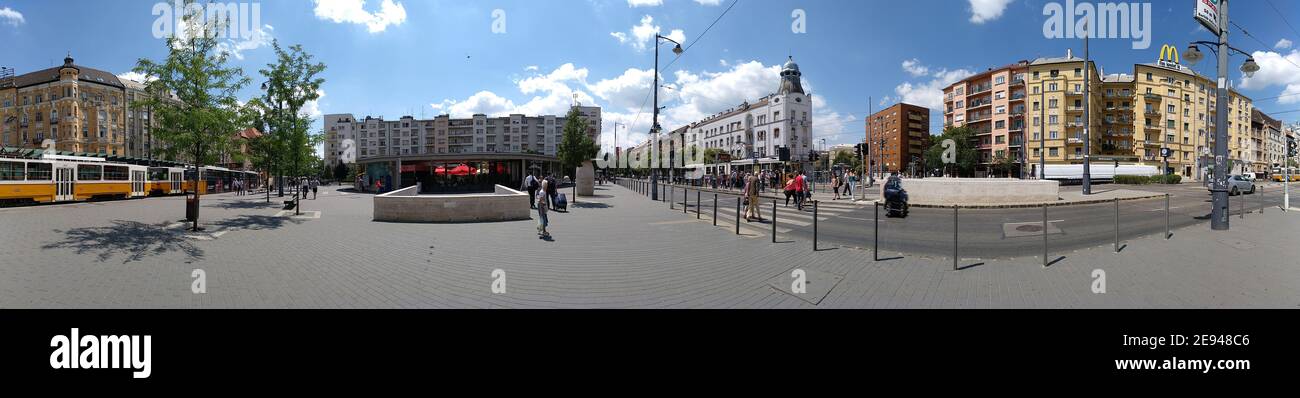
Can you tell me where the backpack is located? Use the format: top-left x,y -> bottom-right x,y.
527,176 -> 539,191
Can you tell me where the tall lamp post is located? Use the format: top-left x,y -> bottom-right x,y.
651,34 -> 683,201
612,122 -> 623,174
1183,0 -> 1261,230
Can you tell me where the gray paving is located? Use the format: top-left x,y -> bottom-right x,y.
1,182 -> 1297,308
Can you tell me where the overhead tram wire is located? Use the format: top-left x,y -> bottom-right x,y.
1230,21 -> 1300,71
1265,0 -> 1300,43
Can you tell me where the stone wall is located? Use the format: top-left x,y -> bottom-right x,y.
373,185 -> 531,223
888,178 -> 1060,206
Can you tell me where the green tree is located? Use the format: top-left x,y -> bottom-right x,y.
258,40 -> 326,213
924,125 -> 978,177
832,151 -> 856,167
132,5 -> 251,231
557,107 -> 599,179
333,161 -> 349,181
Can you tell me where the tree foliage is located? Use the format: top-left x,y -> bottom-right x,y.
557,107 -> 599,174
924,125 -> 979,177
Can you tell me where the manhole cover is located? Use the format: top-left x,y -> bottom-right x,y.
1002,221 -> 1064,238
1016,225 -> 1044,232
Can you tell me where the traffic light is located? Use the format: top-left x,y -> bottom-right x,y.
1289,136 -> 1297,157
778,146 -> 790,161
854,143 -> 863,157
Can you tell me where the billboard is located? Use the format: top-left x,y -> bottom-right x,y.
1194,0 -> 1220,35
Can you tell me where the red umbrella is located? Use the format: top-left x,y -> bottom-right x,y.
447,164 -> 477,175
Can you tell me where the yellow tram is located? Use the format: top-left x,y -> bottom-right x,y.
0,152 -> 259,205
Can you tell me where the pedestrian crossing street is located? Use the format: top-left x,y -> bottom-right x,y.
669,196 -> 866,238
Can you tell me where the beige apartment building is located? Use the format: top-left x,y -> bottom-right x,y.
944,49 -> 1255,180
0,56 -> 128,156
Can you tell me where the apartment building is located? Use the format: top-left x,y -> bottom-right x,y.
0,56 -> 128,156
946,49 -> 1255,180
1255,109 -> 1284,172
866,102 -> 931,174
943,61 -> 1033,171
325,105 -> 600,165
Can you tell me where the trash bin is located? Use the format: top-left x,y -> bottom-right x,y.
186,195 -> 199,222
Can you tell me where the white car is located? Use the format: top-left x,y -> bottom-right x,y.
1218,175 -> 1256,196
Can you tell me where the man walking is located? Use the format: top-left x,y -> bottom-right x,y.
523,171 -> 539,209
544,173 -> 558,209
744,172 -> 763,221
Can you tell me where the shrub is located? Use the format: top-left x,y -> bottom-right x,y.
1149,174 -> 1182,184
1113,175 -> 1150,185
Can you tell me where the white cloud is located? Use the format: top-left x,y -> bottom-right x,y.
1276,39 -> 1294,50
216,24 -> 273,60
313,0 -> 406,33
0,6 -> 23,27
1241,50 -> 1300,104
427,59 -> 857,150
694,0 -> 723,5
901,58 -> 929,77
811,105 -> 855,142
302,89 -> 327,119
892,60 -> 975,110
588,68 -> 656,110
968,0 -> 1014,24
116,71 -> 157,84
611,15 -> 685,52
524,65 -> 539,71
626,0 -> 663,7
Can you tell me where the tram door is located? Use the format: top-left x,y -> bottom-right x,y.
55,167 -> 76,202
170,172 -> 183,194
131,170 -> 146,197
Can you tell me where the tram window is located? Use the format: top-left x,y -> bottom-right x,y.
26,163 -> 51,180
104,165 -> 129,181
0,161 -> 24,181
149,168 -> 168,180
77,164 -> 102,181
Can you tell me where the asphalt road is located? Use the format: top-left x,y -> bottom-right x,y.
645,181 -> 1291,259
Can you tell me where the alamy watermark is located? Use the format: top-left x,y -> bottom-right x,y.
151,1 -> 262,40
1043,1 -> 1152,50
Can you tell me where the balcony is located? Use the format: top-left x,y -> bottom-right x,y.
1067,137 -> 1083,144
1143,109 -> 1160,117
968,99 -> 993,109
1066,106 -> 1084,112
1008,124 -> 1025,132
1066,90 -> 1084,97
1010,78 -> 1025,87
1010,93 -> 1026,101
1143,93 -> 1163,102
1143,125 -> 1161,132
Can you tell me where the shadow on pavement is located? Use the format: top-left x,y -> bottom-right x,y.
571,202 -> 613,209
42,220 -> 204,264
212,215 -> 306,231
209,200 -> 284,210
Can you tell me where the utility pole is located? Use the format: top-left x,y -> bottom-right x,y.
1082,20 -> 1093,195
1210,1 -> 1232,230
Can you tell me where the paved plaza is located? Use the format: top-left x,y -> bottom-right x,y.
1,182 -> 1298,308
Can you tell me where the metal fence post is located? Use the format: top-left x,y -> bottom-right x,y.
953,205 -> 959,271
1114,198 -> 1120,253
1165,193 -> 1171,239
735,197 -> 741,235
670,186 -> 674,209
1042,204 -> 1048,267
1240,188 -> 1244,219
813,200 -> 819,251
1258,184 -> 1263,214
713,194 -> 718,226
683,188 -> 688,214
771,200 -> 777,243
874,201 -> 880,262
697,190 -> 701,219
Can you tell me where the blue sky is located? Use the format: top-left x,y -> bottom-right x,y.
2,0 -> 1299,155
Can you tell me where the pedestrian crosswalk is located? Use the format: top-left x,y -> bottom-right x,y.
671,197 -> 864,238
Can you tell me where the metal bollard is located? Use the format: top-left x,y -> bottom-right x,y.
772,200 -> 777,243
1240,189 -> 1244,219
1114,198 -> 1120,253
952,205 -> 959,271
873,201 -> 880,262
670,186 -> 674,208
1042,204 -> 1049,267
735,197 -> 741,235
1165,194 -> 1171,239
713,194 -> 718,226
683,188 -> 688,214
813,200 -> 819,251
1259,185 -> 1263,214
697,191 -> 701,219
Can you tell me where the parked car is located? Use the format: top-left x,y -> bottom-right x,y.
1214,174 -> 1256,196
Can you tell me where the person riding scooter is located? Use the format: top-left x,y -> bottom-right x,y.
882,171 -> 908,217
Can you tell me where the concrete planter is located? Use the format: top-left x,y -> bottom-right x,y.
373,185 -> 531,223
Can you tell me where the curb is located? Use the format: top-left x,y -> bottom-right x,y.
871,194 -> 1168,209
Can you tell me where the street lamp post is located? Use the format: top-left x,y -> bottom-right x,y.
651,34 -> 683,201
1183,0 -> 1261,231
1082,21 -> 1092,195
